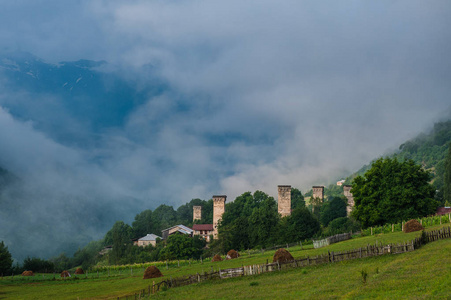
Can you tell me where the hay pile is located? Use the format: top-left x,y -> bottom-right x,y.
75,268 -> 84,274
22,271 -> 34,276
143,266 -> 163,279
403,219 -> 424,233
60,270 -> 71,278
226,249 -> 239,260
212,254 -> 223,262
273,248 -> 294,263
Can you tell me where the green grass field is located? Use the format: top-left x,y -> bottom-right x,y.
1,225 -> 450,299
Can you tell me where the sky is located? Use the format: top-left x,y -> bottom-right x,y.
0,0 -> 451,210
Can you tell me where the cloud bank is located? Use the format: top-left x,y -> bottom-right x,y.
0,1 -> 450,258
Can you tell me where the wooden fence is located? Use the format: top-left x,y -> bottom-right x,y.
117,226 -> 451,299
313,232 -> 352,249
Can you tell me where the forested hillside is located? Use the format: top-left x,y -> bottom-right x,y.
344,120 -> 451,204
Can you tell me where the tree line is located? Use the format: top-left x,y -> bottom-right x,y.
1,143 -> 450,275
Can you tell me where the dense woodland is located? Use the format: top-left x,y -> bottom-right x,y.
0,120 -> 451,275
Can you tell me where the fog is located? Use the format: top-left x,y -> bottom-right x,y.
0,0 -> 450,259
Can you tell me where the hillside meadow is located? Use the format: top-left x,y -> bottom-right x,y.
1,224 -> 450,299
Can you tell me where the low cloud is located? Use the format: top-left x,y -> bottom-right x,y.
0,1 -> 450,259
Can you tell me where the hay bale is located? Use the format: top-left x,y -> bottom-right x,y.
226,249 -> 239,260
403,219 -> 424,233
22,270 -> 34,276
75,268 -> 84,274
60,270 -> 71,278
143,266 -> 163,279
273,248 -> 294,263
212,254 -> 223,262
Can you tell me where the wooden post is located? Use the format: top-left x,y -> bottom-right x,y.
166,260 -> 168,270
307,256 -> 310,265
300,241 -> 303,249
371,227 -> 373,235
177,260 -> 180,267
392,224 -> 394,232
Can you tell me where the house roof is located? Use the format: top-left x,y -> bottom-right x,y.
192,224 -> 214,231
162,224 -> 193,234
138,234 -> 161,241
436,207 -> 451,215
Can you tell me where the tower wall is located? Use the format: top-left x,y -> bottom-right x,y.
278,185 -> 291,217
312,186 -> 324,201
213,195 -> 226,239
343,185 -> 355,216
193,206 -> 202,222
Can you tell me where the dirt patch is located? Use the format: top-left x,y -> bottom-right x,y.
404,219 -> 424,233
74,268 -> 84,274
22,271 -> 34,276
273,248 -> 294,263
143,266 -> 163,279
226,250 -> 239,259
60,271 -> 71,278
212,254 -> 223,262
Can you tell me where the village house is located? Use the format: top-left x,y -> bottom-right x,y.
161,224 -> 193,240
192,224 -> 214,242
134,233 -> 161,247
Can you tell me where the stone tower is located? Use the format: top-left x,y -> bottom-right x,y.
278,185 -> 291,217
213,195 -> 226,239
193,206 -> 202,222
312,186 -> 324,201
343,185 -> 355,216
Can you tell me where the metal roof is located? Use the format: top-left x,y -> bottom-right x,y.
138,234 -> 161,241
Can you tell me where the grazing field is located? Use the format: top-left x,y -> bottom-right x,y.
1,224 -> 450,299
155,238 -> 451,299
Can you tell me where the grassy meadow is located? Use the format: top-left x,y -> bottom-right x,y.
1,224 -> 450,299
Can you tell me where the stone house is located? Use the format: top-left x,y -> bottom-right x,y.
135,233 -> 161,247
192,224 -> 214,242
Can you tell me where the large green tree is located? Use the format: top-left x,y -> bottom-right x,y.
0,241 -> 13,274
320,196 -> 347,226
351,157 -> 438,227
291,188 -> 305,209
444,143 -> 451,205
159,234 -> 205,260
280,207 -> 321,243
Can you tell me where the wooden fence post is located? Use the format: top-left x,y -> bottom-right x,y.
371,227 -> 373,235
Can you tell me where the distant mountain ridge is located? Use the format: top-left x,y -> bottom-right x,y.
0,51 -> 167,145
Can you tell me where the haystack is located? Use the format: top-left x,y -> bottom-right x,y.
273,248 -> 294,263
22,270 -> 34,276
403,219 -> 424,233
226,249 -> 239,259
60,270 -> 71,278
75,268 -> 84,274
143,266 -> 163,279
212,254 -> 223,262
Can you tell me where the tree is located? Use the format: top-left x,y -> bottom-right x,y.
159,234 -> 205,260
351,157 -> 438,227
444,143 -> 451,204
248,197 -> 280,248
320,196 -> 347,226
132,210 -> 154,238
0,241 -> 13,274
291,188 -> 305,209
281,207 -> 320,243
104,221 -> 133,264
